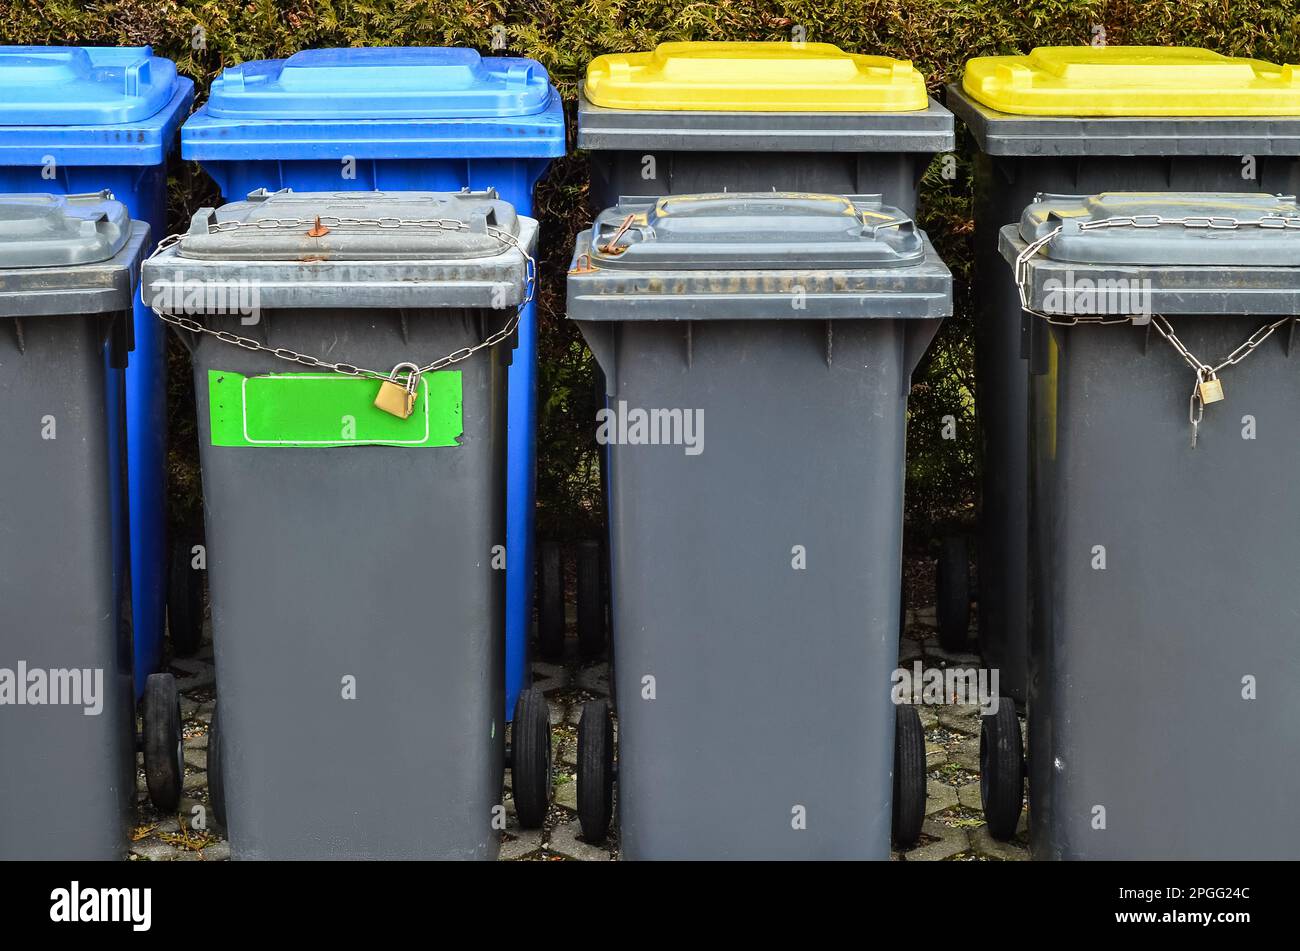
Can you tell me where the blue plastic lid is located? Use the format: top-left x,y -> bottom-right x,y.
205,48 -> 553,119
0,46 -> 180,124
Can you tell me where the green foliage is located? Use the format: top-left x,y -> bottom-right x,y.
3,1 -> 1297,540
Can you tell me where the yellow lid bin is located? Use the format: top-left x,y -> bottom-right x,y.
585,41 -> 929,112
963,46 -> 1300,116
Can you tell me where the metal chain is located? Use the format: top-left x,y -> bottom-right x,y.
142,217 -> 536,387
1076,213 -> 1300,231
1015,217 -> 1299,447
1014,225 -> 1132,325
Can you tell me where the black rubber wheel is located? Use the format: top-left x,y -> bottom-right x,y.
536,540 -> 565,659
980,699 -> 1025,841
167,531 -> 204,658
936,535 -> 971,652
892,704 -> 927,848
577,699 -> 615,841
576,539 -> 606,658
143,673 -> 183,812
512,686 -> 552,829
207,701 -> 226,831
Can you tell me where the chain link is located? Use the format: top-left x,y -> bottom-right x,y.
1015,217 -> 1299,447
1076,213 -> 1300,231
142,216 -> 536,386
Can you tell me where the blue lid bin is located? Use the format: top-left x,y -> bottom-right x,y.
182,48 -> 565,720
0,46 -> 194,699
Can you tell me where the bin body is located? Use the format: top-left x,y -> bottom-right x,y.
1005,192 -> 1300,859
0,193 -> 147,859
569,194 -> 950,858
143,189 -> 536,859
182,48 -> 564,721
0,46 -> 194,696
949,46 -> 1300,702
579,42 -> 954,217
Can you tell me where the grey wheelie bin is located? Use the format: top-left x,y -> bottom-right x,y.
0,191 -> 183,859
947,46 -> 1300,700
563,42 -> 955,653
141,188 -> 552,859
567,193 -> 951,859
983,192 -> 1300,858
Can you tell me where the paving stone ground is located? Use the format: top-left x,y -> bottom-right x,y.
130,565 -> 1028,861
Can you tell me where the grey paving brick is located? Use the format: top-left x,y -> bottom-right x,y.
499,829 -> 543,861
199,841 -> 230,862
937,705 -> 981,737
183,748 -> 208,770
968,825 -> 1030,860
131,840 -> 182,862
904,820 -> 970,862
949,737 -> 981,772
925,779 -> 959,816
549,820 -> 612,861
554,779 -> 578,811
957,783 -> 984,811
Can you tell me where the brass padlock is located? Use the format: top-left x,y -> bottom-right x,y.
374,363 -> 421,419
1198,371 -> 1225,405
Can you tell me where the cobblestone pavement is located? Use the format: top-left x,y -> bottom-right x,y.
131,591 -> 1028,861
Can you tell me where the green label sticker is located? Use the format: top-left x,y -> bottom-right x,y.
207,369 -> 462,448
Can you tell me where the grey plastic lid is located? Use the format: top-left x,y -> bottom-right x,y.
177,188 -> 523,261
0,191 -> 130,268
1000,194 -> 1300,317
0,220 -> 149,319
144,188 -> 538,313
578,84 -> 955,153
946,84 -> 1300,157
1020,192 -> 1300,266
569,193 -> 951,322
586,193 -> 924,270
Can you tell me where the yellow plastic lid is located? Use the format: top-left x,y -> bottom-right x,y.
963,46 -> 1300,116
585,42 -> 929,112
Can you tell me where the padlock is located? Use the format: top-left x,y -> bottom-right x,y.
1198,371 -> 1225,405
374,363 -> 421,419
